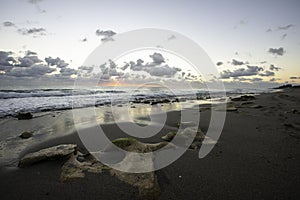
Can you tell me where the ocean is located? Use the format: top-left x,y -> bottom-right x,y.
0,87 -> 271,118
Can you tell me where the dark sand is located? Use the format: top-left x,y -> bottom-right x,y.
0,88 -> 299,199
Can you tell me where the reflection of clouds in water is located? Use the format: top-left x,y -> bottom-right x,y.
93,103 -> 183,125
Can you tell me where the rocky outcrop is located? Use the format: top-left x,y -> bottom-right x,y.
161,127 -> 205,149
19,131 -> 33,139
231,95 -> 255,101
17,112 -> 33,120
18,144 -> 77,167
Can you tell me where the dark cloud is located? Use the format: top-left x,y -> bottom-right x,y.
120,63 -> 130,71
147,65 -> 179,77
78,66 -> 93,73
268,47 -> 285,56
6,64 -> 55,77
101,37 -> 114,42
59,67 -> 77,76
45,57 -> 69,68
0,50 -> 78,79
149,52 -> 165,64
269,64 -> 281,71
95,29 -> 116,42
0,51 -> 15,68
269,78 -> 280,82
290,76 -> 300,80
216,62 -> 223,66
18,27 -> 47,36
220,65 -> 263,79
232,59 -> 246,65
95,30 -> 116,37
17,55 -> 42,67
252,78 -> 263,82
259,70 -> 275,77
3,21 -> 15,27
119,53 -> 181,78
96,60 -> 124,80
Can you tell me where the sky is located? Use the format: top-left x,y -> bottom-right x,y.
0,0 -> 300,89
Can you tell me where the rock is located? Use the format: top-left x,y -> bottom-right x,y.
68,139 -> 162,199
61,153 -> 109,182
131,105 -> 136,108
215,106 -> 238,112
231,95 -> 255,101
161,132 -> 176,141
177,121 -> 196,128
250,104 -> 262,109
19,144 -> 77,168
292,109 -> 298,114
17,112 -> 33,120
226,107 -> 238,111
19,131 -> 33,139
161,127 -> 205,149
240,101 -> 254,106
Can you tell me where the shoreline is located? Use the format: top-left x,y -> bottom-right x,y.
0,87 -> 299,199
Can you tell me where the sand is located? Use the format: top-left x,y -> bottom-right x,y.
0,88 -> 299,199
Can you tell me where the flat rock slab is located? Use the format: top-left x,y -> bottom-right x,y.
19,144 -> 77,167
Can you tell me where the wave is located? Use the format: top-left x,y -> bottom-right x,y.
0,89 -> 126,99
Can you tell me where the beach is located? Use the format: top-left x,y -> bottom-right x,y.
0,87 -> 299,200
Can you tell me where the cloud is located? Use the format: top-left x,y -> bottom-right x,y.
80,38 -> 87,42
18,27 -> 47,36
269,64 -> 281,71
220,65 -> 263,79
126,53 -> 181,77
0,50 -> 79,79
28,0 -> 43,4
269,78 -> 280,82
27,0 -> 46,13
45,57 -> 69,68
277,24 -> 294,30
232,59 -> 246,65
266,28 -> 272,32
3,21 -> 15,27
17,55 -> 42,67
95,29 -> 116,42
266,24 -> 294,32
251,78 -> 263,82
93,60 -> 124,80
290,76 -> 300,80
168,35 -> 176,41
216,62 -> 223,66
147,65 -> 179,77
0,51 -> 16,72
95,30 -> 116,37
149,52 -> 165,64
6,64 -> 55,77
100,37 -> 114,42
281,33 -> 287,40
268,47 -> 285,56
120,63 -> 130,70
58,67 -> 77,76
259,70 -> 275,77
